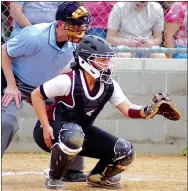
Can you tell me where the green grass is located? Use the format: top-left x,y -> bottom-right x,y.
181,146 -> 188,156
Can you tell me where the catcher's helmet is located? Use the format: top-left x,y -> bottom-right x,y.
56,2 -> 91,43
73,35 -> 116,84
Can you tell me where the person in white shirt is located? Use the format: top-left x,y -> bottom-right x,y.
31,35 -> 175,190
107,2 -> 166,58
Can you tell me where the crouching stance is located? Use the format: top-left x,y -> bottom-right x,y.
32,35 -> 180,189
34,120 -> 135,189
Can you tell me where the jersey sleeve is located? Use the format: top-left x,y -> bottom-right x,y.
109,79 -> 129,107
152,3 -> 164,32
40,74 -> 72,99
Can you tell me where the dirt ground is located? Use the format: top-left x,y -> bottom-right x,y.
2,153 -> 187,191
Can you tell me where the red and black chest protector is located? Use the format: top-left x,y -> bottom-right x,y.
53,69 -> 114,127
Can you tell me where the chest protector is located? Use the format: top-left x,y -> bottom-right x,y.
53,69 -> 114,127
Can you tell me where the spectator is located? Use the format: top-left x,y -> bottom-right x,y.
107,2 -> 166,58
10,2 -> 64,38
164,2 -> 187,59
84,2 -> 115,39
158,1 -> 175,47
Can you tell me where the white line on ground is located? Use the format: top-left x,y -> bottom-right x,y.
2,171 -> 43,176
2,171 -> 187,183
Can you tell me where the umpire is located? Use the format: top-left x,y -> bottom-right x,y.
1,2 -> 90,182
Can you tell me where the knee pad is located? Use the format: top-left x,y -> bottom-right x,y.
59,122 -> 85,152
49,123 -> 85,180
102,138 -> 135,178
113,138 -> 135,167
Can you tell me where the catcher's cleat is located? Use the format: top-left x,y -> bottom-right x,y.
62,169 -> 87,182
43,168 -> 87,182
86,171 -> 122,189
145,93 -> 181,121
45,179 -> 64,190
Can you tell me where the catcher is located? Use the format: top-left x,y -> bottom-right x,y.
31,35 -> 181,190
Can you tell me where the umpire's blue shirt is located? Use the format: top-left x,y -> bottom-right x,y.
6,21 -> 74,87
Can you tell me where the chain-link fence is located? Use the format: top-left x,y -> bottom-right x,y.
2,2 -> 12,43
1,1 -> 187,58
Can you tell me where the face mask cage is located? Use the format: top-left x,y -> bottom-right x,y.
87,53 -> 116,84
64,21 -> 90,43
64,22 -> 89,33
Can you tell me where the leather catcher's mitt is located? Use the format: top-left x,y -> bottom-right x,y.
145,93 -> 181,121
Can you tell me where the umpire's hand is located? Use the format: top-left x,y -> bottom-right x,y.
2,85 -> 21,108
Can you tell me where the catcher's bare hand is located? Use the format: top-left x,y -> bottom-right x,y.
43,125 -> 54,148
144,93 -> 181,121
2,85 -> 22,108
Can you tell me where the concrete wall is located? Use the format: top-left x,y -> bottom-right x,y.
7,58 -> 187,154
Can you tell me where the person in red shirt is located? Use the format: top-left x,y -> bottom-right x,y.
84,2 -> 115,39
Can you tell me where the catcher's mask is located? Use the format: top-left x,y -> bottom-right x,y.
73,35 -> 116,84
56,2 -> 91,43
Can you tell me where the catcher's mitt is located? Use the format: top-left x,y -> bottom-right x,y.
144,93 -> 181,121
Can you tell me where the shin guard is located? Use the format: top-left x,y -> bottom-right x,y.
49,123 -> 85,180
